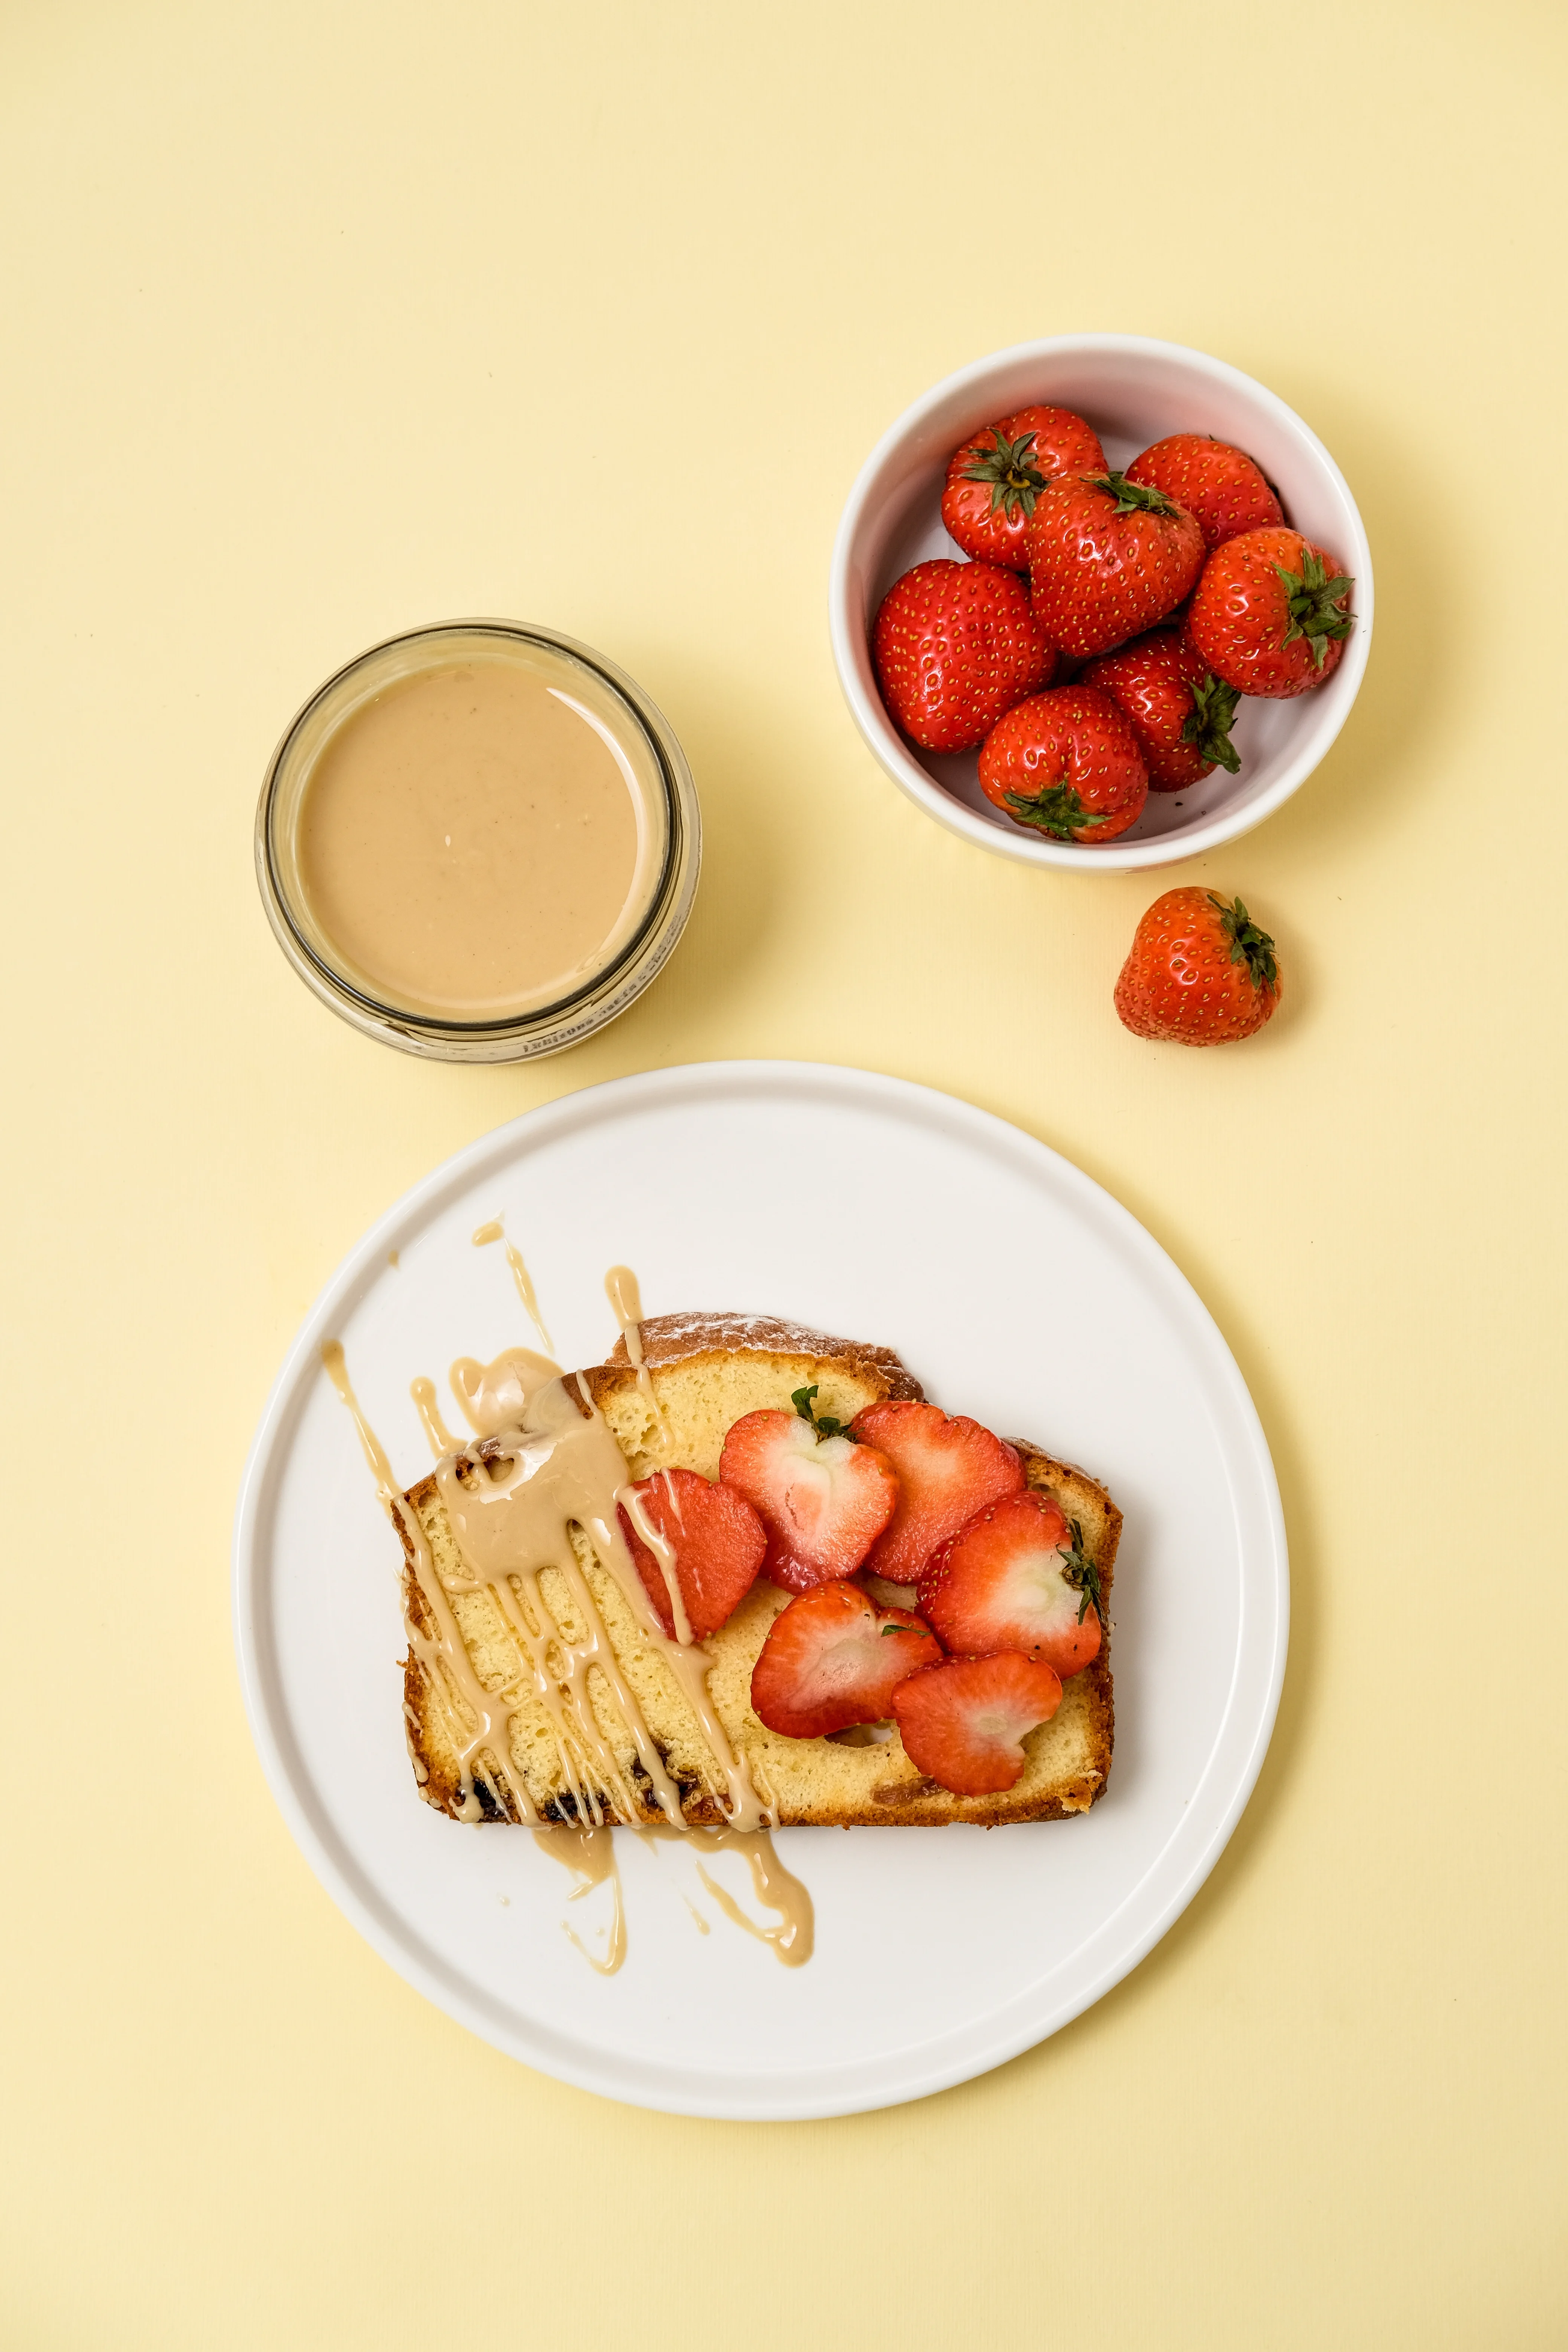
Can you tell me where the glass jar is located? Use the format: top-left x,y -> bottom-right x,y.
254,619 -> 700,1062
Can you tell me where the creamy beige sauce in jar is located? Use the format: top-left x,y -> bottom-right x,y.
291,643 -> 668,1021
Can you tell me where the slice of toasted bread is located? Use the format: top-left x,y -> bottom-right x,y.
400,1313 -> 1118,1828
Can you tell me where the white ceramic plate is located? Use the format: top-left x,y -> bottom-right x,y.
234,1063 -> 1287,2119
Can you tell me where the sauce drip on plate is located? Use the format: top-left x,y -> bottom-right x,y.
324,1259 -> 812,1970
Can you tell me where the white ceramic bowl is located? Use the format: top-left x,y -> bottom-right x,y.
829,335 -> 1374,872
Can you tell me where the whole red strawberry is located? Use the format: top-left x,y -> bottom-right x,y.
1125,434 -> 1283,550
1115,888 -> 1281,1044
1083,630 -> 1240,792
1187,528 -> 1354,698
873,559 -> 1055,752
977,685 -> 1147,844
942,405 -> 1107,569
1025,472 -> 1205,657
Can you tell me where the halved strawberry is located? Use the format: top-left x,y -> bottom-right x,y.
918,1490 -> 1102,1677
750,1580 -> 942,1739
719,1401 -> 898,1593
617,1467 -> 766,1642
891,1652 -> 1063,1796
848,1400 -> 1024,1585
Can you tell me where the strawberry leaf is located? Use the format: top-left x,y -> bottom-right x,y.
1003,785 -> 1112,840
1088,470 -> 1184,520
1180,672 -> 1242,773
1059,1519 -> 1102,1625
792,1383 -> 847,1440
959,427 -> 1050,521
1274,545 -> 1354,665
1206,894 -> 1278,993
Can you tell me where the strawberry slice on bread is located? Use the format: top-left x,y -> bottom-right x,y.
891,1653 -> 1064,1796
850,1400 -> 1024,1585
720,1393 -> 898,1592
918,1490 -> 1103,1678
617,1467 -> 767,1641
750,1581 -> 942,1739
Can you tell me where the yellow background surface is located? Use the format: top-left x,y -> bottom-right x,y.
2,2 -> 1563,2344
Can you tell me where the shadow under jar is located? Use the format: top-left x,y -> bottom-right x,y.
256,620 -> 700,1061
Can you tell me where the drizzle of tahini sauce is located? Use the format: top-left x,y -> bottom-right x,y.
604,1262 -> 670,1449
619,1479 -> 692,1647
640,1825 -> 814,1968
472,1215 -> 554,1353
321,1341 -> 523,1824
448,1345 -> 561,1440
409,1377 -> 461,1457
322,1275 -> 813,1972
531,1825 -> 626,1977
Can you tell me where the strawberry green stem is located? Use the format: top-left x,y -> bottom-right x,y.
1003,784 -> 1111,840
1061,1520 -> 1102,1625
1181,673 -> 1242,773
1208,894 -> 1278,992
1088,471 -> 1183,519
792,1383 -> 847,1439
1275,546 -> 1354,668
959,427 -> 1050,521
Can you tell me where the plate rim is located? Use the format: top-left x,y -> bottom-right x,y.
232,1058 -> 1289,2119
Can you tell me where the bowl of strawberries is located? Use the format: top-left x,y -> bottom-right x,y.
829,335 -> 1373,870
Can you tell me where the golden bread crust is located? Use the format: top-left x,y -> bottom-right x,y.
599,1310 -> 925,1402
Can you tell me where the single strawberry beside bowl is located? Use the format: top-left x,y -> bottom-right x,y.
1187,527 -> 1354,698
977,684 -> 1148,843
872,558 -> 1054,753
1025,472 -> 1206,658
1115,888 -> 1281,1045
1125,433 -> 1284,550
1082,630 -> 1240,792
941,405 -> 1108,570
